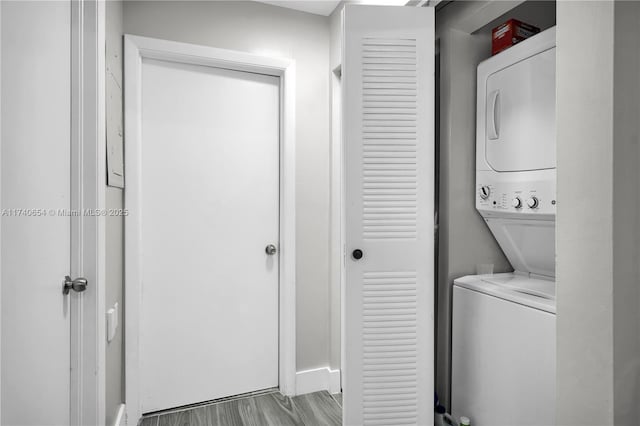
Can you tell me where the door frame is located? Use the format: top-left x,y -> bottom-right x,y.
0,0 -> 106,423
71,1 -> 107,424
123,35 -> 296,424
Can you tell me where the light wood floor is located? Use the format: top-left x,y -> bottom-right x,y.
140,390 -> 342,426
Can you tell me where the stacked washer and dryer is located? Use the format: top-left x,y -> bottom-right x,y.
451,28 -> 557,426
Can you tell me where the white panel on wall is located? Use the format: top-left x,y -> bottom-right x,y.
106,71 -> 124,188
343,5 -> 434,426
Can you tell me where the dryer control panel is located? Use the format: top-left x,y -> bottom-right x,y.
476,170 -> 556,218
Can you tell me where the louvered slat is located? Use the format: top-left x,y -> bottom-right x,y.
362,37 -> 418,243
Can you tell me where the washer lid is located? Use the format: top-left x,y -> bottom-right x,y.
454,273 -> 556,314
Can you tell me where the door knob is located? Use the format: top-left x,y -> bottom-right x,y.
265,244 -> 277,255
352,249 -> 363,260
63,276 -> 88,295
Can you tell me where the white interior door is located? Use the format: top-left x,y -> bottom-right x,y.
137,58 -> 280,413
342,5 -> 435,425
1,1 -> 72,424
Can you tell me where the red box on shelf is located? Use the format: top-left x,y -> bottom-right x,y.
491,19 -> 540,56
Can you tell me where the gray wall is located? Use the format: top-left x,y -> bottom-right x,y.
434,0 -> 556,409
434,1 -> 511,409
330,5 -> 342,70
556,1 -> 640,424
329,3 -> 344,373
105,0 -> 125,424
612,3 -> 640,422
123,1 -> 333,373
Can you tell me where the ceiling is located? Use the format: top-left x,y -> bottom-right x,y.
255,0 -> 413,17
256,1 -> 342,16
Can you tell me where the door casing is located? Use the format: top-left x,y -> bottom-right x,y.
123,35 -> 296,426
70,1 -> 107,424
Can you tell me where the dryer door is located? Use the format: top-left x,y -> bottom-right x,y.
485,47 -> 556,172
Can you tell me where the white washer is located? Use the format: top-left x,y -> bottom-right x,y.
452,274 -> 555,426
452,27 -> 557,426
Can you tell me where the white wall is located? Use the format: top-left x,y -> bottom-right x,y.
105,1 -> 124,424
123,0 -> 332,373
556,2 -> 614,420
556,1 -> 640,424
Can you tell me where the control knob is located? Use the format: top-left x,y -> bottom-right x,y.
512,197 -> 522,209
526,196 -> 539,209
479,186 -> 491,200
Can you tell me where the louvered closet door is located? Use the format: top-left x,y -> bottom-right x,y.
342,5 -> 434,426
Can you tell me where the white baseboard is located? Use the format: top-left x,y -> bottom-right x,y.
296,367 -> 341,396
113,403 -> 126,426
